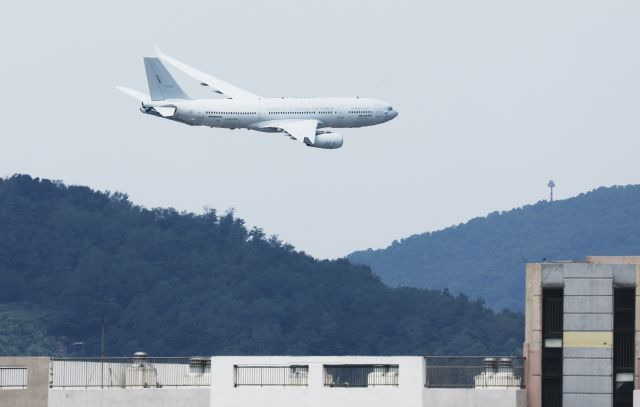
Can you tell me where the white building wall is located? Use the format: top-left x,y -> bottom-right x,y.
48,387 -> 209,407
211,356 -> 424,407
423,388 -> 526,407
211,356 -> 526,407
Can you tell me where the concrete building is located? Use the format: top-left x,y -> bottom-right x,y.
211,355 -> 525,407
524,256 -> 640,407
8,255 -> 640,406
1,354 -> 525,407
0,355 -> 211,407
0,357 -> 49,407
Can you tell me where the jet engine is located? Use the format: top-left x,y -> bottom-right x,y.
308,132 -> 343,149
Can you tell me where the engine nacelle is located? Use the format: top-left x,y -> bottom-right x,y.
309,132 -> 343,149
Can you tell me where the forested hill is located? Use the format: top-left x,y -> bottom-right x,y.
0,175 -> 522,357
348,185 -> 640,311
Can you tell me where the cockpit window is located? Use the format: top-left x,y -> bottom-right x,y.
387,107 -> 393,111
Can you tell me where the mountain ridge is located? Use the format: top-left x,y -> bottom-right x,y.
0,174 -> 523,356
348,185 -> 640,310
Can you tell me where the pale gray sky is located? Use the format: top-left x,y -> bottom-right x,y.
1,0 -> 639,258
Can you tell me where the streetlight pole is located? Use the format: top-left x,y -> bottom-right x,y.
101,315 -> 105,389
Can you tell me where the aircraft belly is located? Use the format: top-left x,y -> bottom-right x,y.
172,111 -> 197,126
355,115 -> 372,127
223,118 -> 240,128
320,117 -> 335,127
204,116 -> 223,127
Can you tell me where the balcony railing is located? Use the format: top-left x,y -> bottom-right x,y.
324,365 -> 399,387
425,356 -> 524,389
0,367 -> 28,389
234,365 -> 308,386
50,356 -> 210,388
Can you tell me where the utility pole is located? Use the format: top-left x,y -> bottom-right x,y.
101,315 -> 105,358
548,180 -> 556,202
101,315 -> 105,389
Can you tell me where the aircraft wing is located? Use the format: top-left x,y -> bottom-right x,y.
155,47 -> 261,100
257,120 -> 319,145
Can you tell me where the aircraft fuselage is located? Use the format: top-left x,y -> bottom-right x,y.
143,97 -> 397,131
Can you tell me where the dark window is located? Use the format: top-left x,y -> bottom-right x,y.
324,365 -> 398,387
542,288 -> 563,407
614,288 -> 634,407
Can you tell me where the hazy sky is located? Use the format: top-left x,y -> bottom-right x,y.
1,1 -> 639,258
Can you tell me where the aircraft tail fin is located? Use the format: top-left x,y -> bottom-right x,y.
143,57 -> 191,101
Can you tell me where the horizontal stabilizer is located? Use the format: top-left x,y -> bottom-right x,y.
116,86 -> 149,102
155,106 -> 176,117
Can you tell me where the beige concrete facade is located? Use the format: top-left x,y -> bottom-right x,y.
586,256 -> 640,264
587,257 -> 640,391
524,263 -> 542,407
525,256 -> 640,407
0,357 -> 49,407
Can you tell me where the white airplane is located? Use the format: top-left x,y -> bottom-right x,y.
117,48 -> 398,149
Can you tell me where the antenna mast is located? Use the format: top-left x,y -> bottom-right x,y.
101,315 -> 105,358
548,180 -> 556,202
101,315 -> 105,389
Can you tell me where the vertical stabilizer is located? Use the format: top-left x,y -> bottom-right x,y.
144,57 -> 190,101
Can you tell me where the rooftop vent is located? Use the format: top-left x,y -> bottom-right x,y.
189,357 -> 210,374
475,357 -> 521,389
482,357 -> 497,373
126,352 -> 158,388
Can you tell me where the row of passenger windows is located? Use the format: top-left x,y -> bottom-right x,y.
204,110 -> 371,115
268,111 -> 335,115
205,111 -> 257,115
